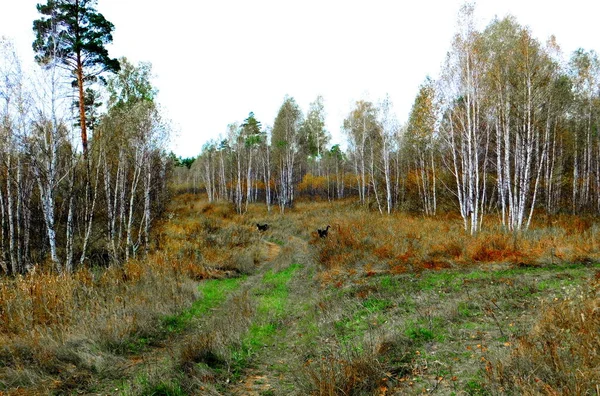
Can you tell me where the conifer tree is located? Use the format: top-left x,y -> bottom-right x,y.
33,0 -> 120,158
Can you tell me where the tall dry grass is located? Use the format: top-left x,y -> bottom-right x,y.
0,254 -> 200,392
301,201 -> 600,286
3,193 -> 600,393
487,274 -> 600,394
0,194 -> 259,393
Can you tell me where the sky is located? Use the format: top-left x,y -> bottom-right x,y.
1,0 -> 599,158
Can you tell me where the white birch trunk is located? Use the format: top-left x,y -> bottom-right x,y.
126,146 -> 143,261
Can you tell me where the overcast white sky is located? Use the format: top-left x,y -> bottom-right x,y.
1,0 -> 599,157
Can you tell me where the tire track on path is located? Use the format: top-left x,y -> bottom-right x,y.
93,237 -> 285,395
228,235 -> 313,395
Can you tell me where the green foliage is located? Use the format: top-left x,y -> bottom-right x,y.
327,144 -> 345,161
179,157 -> 196,169
379,275 -> 398,291
107,57 -> 156,109
169,153 -> 196,169
267,237 -> 285,246
464,378 -> 489,395
334,297 -> 392,344
343,100 -> 380,142
125,336 -> 151,354
457,301 -> 476,318
241,112 -> 262,137
259,264 -> 301,316
362,297 -> 392,312
405,326 -> 434,342
33,0 -> 120,74
299,95 -> 330,158
262,263 -> 300,284
139,377 -> 185,396
98,58 -> 162,151
240,112 -> 265,153
405,77 -> 437,149
418,270 -> 462,292
33,0 -> 121,155
271,96 -> 302,158
72,87 -> 102,130
244,323 -> 278,351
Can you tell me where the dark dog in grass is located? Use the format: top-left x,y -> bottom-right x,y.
317,225 -> 331,238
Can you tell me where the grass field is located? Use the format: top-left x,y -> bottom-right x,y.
1,194 -> 599,395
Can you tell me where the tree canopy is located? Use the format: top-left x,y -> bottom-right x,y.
33,0 -> 120,157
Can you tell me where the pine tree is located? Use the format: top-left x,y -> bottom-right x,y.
33,0 -> 120,158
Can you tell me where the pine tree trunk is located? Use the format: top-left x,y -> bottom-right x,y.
76,55 -> 88,159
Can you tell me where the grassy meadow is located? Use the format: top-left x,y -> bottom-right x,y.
1,193 -> 600,395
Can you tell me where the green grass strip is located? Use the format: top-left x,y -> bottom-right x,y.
164,276 -> 245,332
258,263 -> 301,316
232,264 -> 301,372
416,262 -> 599,291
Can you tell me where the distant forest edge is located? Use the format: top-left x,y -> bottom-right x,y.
175,6 -> 600,233
1,2 -> 600,274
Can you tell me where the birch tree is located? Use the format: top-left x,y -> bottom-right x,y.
299,96 -> 329,180
484,17 -> 560,230
377,95 -> 398,214
439,4 -> 490,234
102,58 -> 166,261
405,80 -> 438,216
30,62 -> 71,271
343,100 -> 378,205
327,144 -> 346,199
0,38 -> 33,274
241,112 -> 262,212
272,97 -> 302,212
193,142 -> 217,202
259,127 -> 273,211
227,123 -> 244,214
568,49 -> 600,212
217,138 -> 230,201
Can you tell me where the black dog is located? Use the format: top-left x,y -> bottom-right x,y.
317,225 -> 331,238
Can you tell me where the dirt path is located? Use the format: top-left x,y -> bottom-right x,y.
93,212 -> 361,395
227,235 -> 313,396
230,370 -> 275,395
87,233 -> 292,395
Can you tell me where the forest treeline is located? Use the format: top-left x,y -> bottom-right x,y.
2,3 -> 600,275
177,6 -> 600,234
0,0 -> 171,275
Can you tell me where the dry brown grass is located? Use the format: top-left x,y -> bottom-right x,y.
468,233 -> 524,263
0,254 -> 200,391
303,202 -> 600,287
281,200 -> 600,394
301,353 -> 383,396
0,194 -> 260,393
297,325 -> 414,395
487,274 -> 600,394
177,289 -> 255,386
3,193 -> 600,394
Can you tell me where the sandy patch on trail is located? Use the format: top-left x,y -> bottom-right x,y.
262,241 -> 282,262
230,370 -> 274,395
